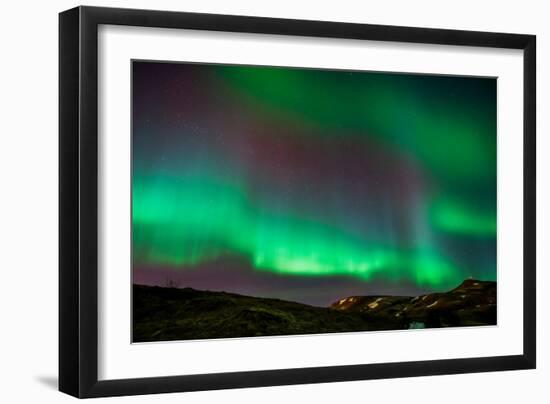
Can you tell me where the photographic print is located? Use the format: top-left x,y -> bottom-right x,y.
131,61 -> 497,343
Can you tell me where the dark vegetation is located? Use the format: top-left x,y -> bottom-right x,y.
133,279 -> 496,342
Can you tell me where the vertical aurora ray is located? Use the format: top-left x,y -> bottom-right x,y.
132,61 -> 496,306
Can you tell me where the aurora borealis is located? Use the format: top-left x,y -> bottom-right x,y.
132,61 -> 496,307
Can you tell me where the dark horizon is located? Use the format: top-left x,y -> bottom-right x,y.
132,256 -> 491,307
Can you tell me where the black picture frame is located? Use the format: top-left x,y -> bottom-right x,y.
59,5 -> 536,398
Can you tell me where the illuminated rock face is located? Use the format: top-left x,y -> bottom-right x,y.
330,279 -> 497,328
132,61 -> 497,306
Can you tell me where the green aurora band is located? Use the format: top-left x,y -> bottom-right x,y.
133,172 -> 459,286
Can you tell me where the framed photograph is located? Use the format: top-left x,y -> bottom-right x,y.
59,6 -> 536,398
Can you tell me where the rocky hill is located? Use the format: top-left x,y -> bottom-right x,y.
133,279 -> 496,342
330,279 -> 496,328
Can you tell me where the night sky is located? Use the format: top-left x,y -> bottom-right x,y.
132,61 -> 496,307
